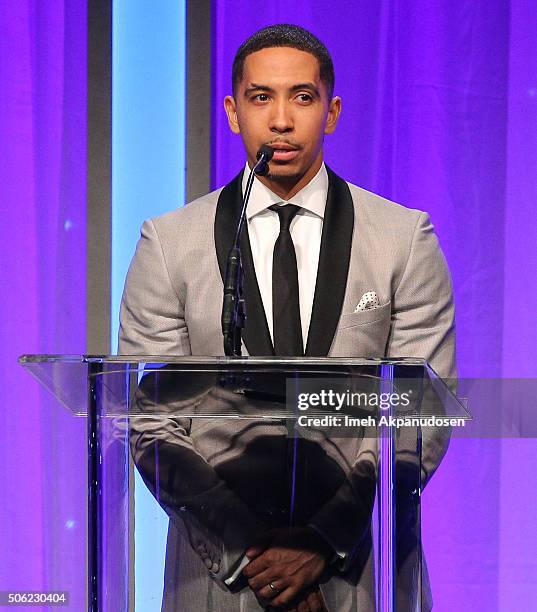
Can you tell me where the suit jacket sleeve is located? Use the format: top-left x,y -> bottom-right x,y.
308,210 -> 456,569
119,219 -> 267,583
119,219 -> 191,356
385,211 -> 456,485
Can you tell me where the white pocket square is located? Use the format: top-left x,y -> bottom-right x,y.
354,291 -> 381,312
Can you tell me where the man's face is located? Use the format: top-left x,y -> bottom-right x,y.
224,47 -> 341,193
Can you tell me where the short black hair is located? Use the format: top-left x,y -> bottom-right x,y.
232,24 -> 335,99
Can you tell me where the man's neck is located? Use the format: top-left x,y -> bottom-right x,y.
254,155 -> 324,201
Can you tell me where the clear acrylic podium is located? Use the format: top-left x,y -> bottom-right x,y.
19,355 -> 468,612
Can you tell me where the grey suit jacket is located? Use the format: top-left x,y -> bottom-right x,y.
119,167 -> 456,611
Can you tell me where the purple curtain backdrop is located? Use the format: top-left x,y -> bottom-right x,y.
0,0 -> 87,608
213,1 -> 537,610
1,2 -> 536,611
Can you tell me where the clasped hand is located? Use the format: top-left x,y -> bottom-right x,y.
242,526 -> 331,610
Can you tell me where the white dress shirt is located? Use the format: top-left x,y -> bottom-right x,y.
242,162 -> 328,347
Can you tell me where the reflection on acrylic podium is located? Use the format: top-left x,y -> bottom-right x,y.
19,355 -> 469,612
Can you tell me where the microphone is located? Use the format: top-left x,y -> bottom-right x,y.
221,146 -> 274,356
255,144 -> 274,177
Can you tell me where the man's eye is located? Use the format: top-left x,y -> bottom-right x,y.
296,93 -> 313,103
253,93 -> 269,102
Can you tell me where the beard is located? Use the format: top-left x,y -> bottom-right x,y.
265,166 -> 304,185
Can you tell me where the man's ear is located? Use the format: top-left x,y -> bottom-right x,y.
324,96 -> 342,135
224,96 -> 240,134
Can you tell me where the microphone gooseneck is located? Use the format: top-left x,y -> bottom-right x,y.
222,146 -> 274,356
234,145 -> 274,246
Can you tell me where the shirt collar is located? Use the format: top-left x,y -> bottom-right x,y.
242,162 -> 328,220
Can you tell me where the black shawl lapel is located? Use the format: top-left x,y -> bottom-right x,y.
214,170 -> 275,356
305,166 -> 355,356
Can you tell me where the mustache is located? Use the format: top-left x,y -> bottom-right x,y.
265,140 -> 302,150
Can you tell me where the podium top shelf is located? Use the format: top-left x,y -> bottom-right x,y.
19,355 -> 428,366
18,355 -> 469,421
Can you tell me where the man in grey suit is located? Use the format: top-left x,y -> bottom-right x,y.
120,24 -> 455,612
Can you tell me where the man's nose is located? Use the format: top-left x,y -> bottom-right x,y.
269,100 -> 293,133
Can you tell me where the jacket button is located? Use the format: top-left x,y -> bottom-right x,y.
204,558 -> 213,569
211,562 -> 219,573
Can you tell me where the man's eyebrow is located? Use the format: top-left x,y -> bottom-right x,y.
289,82 -> 320,96
243,82 -> 321,96
244,84 -> 275,95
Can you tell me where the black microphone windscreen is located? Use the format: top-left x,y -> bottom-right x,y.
256,145 -> 274,162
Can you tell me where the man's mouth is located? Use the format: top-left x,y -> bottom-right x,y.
268,142 -> 300,163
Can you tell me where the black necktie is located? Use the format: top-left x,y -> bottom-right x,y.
269,204 -> 304,356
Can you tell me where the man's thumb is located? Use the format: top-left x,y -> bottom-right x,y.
245,533 -> 271,559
